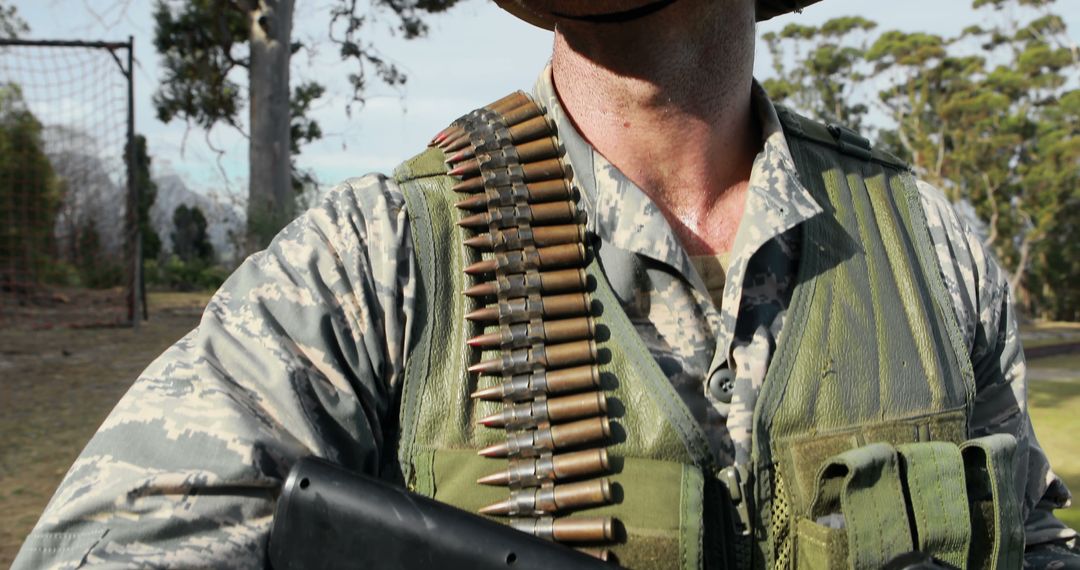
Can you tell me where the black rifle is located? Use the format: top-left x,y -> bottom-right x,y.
268,457 -> 615,569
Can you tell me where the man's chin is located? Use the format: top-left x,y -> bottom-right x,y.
514,0 -> 678,22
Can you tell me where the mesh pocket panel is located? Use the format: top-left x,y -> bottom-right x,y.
771,471 -> 793,568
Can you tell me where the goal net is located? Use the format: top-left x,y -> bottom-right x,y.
0,39 -> 137,328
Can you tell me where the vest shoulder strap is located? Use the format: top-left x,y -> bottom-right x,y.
393,146 -> 449,184
774,104 -> 910,171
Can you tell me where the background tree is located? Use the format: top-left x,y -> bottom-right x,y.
0,0 -> 28,39
761,16 -> 878,130
152,0 -> 461,252
128,134 -> 162,261
0,84 -> 62,290
171,204 -> 214,264
762,0 -> 1078,321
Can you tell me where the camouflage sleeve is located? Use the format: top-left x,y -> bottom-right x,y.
11,175 -> 416,569
917,180 -> 1077,548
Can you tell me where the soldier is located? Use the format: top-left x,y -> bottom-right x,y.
13,0 -> 1079,568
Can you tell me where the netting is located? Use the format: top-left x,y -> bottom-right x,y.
0,40 -> 135,328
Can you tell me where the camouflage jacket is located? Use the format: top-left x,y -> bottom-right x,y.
13,66 -> 1075,568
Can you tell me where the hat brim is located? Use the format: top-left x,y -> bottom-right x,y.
495,0 -> 824,29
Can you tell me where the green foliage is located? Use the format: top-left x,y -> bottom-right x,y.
289,81 -> 325,196
128,134 -> 162,261
0,84 -> 62,287
762,16 -> 877,129
144,256 -> 228,292
152,0 -> 247,131
762,0 -> 1080,320
75,223 -> 125,288
0,0 -> 28,39
170,204 -> 214,264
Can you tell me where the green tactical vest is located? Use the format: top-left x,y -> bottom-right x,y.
391,103 -> 1025,569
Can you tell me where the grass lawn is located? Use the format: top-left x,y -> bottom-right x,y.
1021,321 -> 1080,349
1026,352 -> 1080,530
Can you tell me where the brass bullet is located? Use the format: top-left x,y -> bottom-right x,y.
510,516 -> 616,543
478,390 -> 606,428
477,448 -> 610,487
522,158 -> 571,183
477,416 -> 610,458
470,364 -> 600,402
447,157 -> 480,179
508,115 -> 553,145
462,243 -> 586,277
577,549 -> 616,563
467,339 -> 597,376
463,267 -> 587,298
429,128 -> 451,147
548,365 -> 602,395
455,179 -> 572,212
456,201 -> 577,230
464,291 -> 590,324
547,390 -> 607,422
451,158 -> 569,193
445,134 -> 557,168
467,316 -> 594,350
515,137 -> 560,163
478,478 -> 612,516
500,102 -> 544,129
487,91 -> 530,114
444,147 -> 474,165
550,415 -> 611,448
451,176 -> 483,193
432,123 -> 464,145
438,128 -> 470,150
441,131 -> 472,153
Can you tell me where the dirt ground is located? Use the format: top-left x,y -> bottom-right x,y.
0,292 -> 208,566
1,295 -> 1078,565
1,286 -> 132,328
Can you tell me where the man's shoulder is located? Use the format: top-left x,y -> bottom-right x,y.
312,172 -> 410,225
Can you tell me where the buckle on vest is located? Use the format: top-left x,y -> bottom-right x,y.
719,465 -> 752,537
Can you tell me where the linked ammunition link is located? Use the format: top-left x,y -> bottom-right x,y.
433,91 -> 619,552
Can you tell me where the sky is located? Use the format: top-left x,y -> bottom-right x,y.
11,0 -> 1080,200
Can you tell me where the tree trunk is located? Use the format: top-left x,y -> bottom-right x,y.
247,0 -> 294,252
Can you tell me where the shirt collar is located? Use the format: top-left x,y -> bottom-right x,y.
532,64 -> 822,281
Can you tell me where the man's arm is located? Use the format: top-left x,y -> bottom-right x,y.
917,181 -> 1076,549
12,175 -> 416,568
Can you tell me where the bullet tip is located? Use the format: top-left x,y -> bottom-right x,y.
476,472 -> 508,486
478,443 -> 506,458
478,501 -> 510,516
478,413 -> 503,428
471,386 -> 502,400
468,359 -> 499,374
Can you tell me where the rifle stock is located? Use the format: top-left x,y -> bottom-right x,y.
268,457 -> 615,569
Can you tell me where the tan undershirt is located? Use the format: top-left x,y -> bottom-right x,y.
689,252 -> 731,310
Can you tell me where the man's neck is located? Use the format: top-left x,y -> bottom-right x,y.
551,0 -> 759,255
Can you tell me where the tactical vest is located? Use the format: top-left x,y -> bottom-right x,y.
391,93 -> 1024,569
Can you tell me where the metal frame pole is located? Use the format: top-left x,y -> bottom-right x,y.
125,36 -> 144,326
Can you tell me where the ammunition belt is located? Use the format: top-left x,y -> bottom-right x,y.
431,91 -> 618,563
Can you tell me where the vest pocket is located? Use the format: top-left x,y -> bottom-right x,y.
788,436 -> 1024,570
795,516 -> 848,567
895,441 -> 971,567
961,434 -> 1024,570
798,442 -> 914,569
